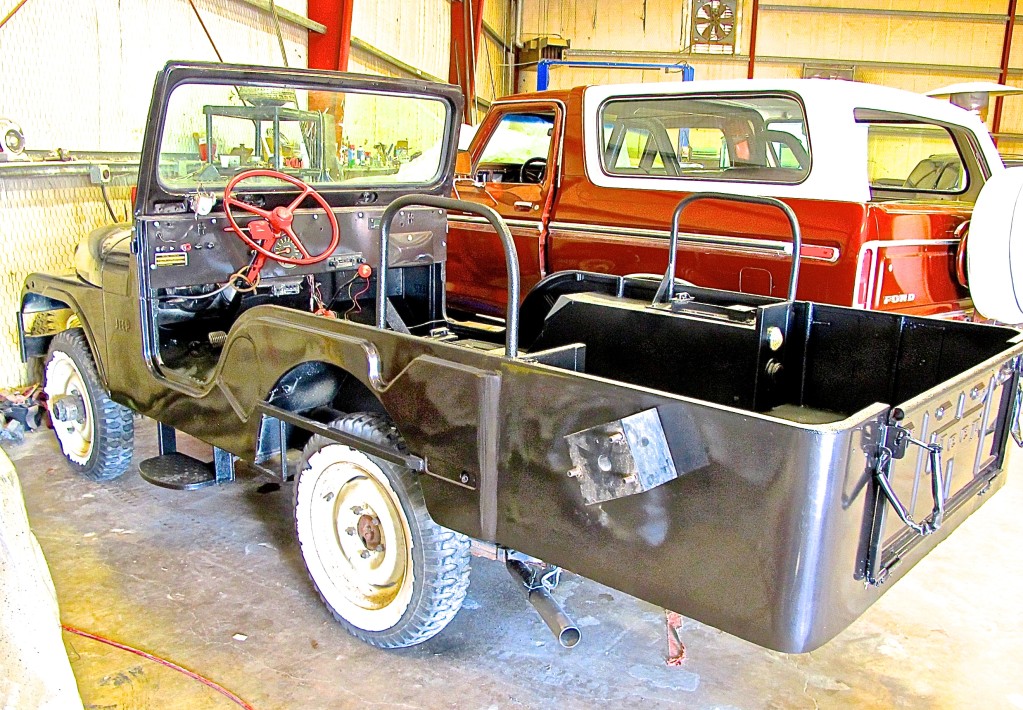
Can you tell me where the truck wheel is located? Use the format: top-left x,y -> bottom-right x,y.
43,329 -> 134,480
294,413 -> 471,648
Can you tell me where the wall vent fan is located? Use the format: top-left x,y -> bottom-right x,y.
691,0 -> 736,48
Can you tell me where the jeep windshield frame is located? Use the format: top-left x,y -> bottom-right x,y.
134,62 -> 463,215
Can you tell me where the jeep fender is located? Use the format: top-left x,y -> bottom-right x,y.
19,290 -> 100,373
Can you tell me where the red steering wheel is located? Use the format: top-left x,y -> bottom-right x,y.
223,169 -> 340,267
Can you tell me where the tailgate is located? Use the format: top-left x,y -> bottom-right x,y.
866,346 -> 1023,584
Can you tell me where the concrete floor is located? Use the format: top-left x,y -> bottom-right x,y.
5,418 -> 1023,710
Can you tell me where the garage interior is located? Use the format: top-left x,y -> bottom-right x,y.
2,1 -> 1023,708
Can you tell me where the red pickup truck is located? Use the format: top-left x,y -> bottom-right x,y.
447,79 -> 1023,323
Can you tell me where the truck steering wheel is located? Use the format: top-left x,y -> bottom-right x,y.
223,169 -> 340,266
519,157 -> 547,184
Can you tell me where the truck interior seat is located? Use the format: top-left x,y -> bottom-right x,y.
905,156 -> 961,191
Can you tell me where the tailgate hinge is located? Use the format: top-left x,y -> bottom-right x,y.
875,408 -> 945,538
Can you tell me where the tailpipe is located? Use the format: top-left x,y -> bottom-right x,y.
506,558 -> 580,648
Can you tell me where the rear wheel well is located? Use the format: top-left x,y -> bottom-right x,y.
256,361 -> 387,463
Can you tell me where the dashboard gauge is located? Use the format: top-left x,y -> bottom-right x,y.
273,236 -> 299,267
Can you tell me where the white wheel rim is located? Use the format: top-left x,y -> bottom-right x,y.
44,350 -> 94,465
296,445 -> 415,632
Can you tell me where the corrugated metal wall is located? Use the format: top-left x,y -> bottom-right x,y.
474,0 -> 517,120
349,0 -> 451,80
0,0 -> 309,387
344,1 -> 515,122
0,0 -> 309,150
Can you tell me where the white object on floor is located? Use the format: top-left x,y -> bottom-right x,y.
0,449 -> 83,709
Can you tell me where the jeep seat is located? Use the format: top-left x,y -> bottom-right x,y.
74,225 -> 132,287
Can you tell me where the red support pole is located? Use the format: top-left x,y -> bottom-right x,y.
308,0 -> 355,71
747,0 -> 760,79
450,0 -> 486,124
993,0 -> 1018,138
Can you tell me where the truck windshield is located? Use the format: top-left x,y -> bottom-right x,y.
157,80 -> 449,191
599,94 -> 810,183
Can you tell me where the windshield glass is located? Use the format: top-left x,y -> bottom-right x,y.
478,113 -> 554,164
157,80 -> 449,191
865,122 -> 966,194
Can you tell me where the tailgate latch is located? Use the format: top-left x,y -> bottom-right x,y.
875,408 -> 945,537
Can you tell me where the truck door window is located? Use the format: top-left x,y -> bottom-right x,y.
599,94 -> 810,183
476,112 -> 555,183
865,122 -> 966,194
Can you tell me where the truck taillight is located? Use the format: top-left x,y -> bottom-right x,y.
854,249 -> 874,309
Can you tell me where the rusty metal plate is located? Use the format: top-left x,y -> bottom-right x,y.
564,408 -> 679,505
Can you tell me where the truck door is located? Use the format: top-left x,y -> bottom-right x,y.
447,101 -> 563,318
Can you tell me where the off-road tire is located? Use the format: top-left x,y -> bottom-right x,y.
294,412 -> 471,648
44,329 -> 134,480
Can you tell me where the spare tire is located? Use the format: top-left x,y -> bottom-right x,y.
967,166 -> 1023,323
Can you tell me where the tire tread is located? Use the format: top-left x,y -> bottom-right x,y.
298,412 -> 471,648
46,329 -> 134,481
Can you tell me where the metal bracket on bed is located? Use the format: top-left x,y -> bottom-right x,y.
564,409 -> 679,505
874,408 -> 945,538
377,194 -> 521,358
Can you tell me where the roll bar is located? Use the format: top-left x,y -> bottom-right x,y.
377,195 -> 521,358
656,192 -> 803,304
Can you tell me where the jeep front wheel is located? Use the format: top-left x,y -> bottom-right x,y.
43,329 -> 134,480
294,413 -> 471,648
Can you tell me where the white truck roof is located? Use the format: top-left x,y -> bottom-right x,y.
582,79 -> 1003,202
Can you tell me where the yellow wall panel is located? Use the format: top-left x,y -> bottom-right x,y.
993,94 -> 1023,134
352,0 -> 450,81
485,0 -> 514,39
1006,21 -> 1023,68
478,36 -> 512,102
523,0 -> 690,52
755,12 -> 1004,67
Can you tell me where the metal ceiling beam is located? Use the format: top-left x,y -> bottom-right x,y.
236,0 -> 327,33
566,48 -> 1012,78
307,0 -> 354,70
350,38 -> 444,82
450,0 -> 486,124
760,5 -> 1007,23
483,20 -> 512,52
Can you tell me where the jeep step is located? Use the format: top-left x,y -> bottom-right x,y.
138,422 -> 235,490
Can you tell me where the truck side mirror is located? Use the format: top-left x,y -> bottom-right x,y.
455,150 -> 472,177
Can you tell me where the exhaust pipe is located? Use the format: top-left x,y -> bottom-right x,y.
507,558 -> 581,648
